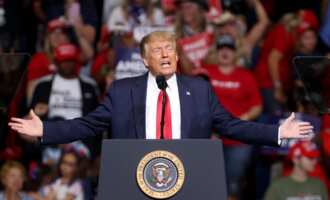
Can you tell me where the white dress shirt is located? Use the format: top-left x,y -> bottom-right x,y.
145,72 -> 282,143
145,72 -> 181,139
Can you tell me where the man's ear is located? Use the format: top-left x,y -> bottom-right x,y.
176,54 -> 178,62
143,58 -> 149,68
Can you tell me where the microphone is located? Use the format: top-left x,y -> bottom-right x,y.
156,75 -> 168,90
155,75 -> 167,139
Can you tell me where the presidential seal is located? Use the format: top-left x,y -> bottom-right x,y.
136,150 -> 185,199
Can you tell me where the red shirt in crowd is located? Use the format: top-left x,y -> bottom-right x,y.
28,51 -> 82,82
204,64 -> 262,145
254,24 -> 295,90
27,52 -> 56,81
91,49 -> 109,78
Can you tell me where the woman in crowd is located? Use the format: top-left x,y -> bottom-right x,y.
205,0 -> 270,68
106,0 -> 165,32
174,0 -> 209,38
174,0 -> 212,74
254,10 -> 318,116
39,150 -> 85,200
0,161 -> 33,200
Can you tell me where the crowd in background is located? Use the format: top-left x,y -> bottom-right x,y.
0,0 -> 330,199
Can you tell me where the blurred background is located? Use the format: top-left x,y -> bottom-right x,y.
0,0 -> 330,199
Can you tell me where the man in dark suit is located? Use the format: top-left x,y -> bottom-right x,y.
9,31 -> 313,145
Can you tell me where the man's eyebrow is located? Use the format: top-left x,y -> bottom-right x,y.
151,47 -> 161,50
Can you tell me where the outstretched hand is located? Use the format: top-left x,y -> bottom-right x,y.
8,109 -> 43,137
279,113 -> 314,139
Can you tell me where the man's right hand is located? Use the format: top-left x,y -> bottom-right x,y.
8,109 -> 43,137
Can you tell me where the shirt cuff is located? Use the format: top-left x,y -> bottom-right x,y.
278,126 -> 282,145
37,137 -> 43,144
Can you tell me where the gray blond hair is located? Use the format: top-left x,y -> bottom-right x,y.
139,31 -> 177,58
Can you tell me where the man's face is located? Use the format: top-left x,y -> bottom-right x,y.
58,60 -> 76,77
218,47 -> 236,66
294,156 -> 318,173
142,39 -> 178,78
299,30 -> 317,53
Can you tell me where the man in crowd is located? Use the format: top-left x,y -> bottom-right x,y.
264,140 -> 328,200
31,43 -> 99,121
203,35 -> 263,200
9,31 -> 312,146
30,43 -> 101,157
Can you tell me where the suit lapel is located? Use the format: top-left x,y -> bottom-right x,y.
131,74 -> 148,139
177,75 -> 194,139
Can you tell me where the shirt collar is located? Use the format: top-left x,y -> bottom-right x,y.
147,72 -> 177,91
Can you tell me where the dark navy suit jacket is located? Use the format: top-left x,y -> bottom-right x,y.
43,73 -> 279,146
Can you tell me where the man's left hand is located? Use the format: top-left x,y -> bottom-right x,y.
279,112 -> 314,139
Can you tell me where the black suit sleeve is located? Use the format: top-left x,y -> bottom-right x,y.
207,82 -> 279,146
42,81 -> 117,144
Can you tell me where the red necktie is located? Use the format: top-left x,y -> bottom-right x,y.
156,90 -> 172,139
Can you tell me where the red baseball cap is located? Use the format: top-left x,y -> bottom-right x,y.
54,43 -> 79,62
296,10 -> 319,34
161,0 -> 177,12
47,17 -> 67,33
288,140 -> 320,160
